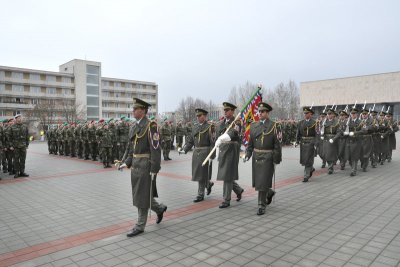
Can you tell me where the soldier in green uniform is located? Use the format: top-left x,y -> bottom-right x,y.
378,111 -> 390,165
178,108 -> 215,202
175,121 -> 186,149
75,122 -> 83,159
81,122 -> 90,160
46,128 -> 52,154
296,107 -> 317,182
56,124 -> 64,156
67,123 -> 76,157
244,102 -> 282,215
7,114 -> 29,178
5,118 -> 15,175
320,108 -> 341,174
0,120 -> 3,180
1,120 -> 7,174
97,120 -> 114,168
359,108 -> 375,172
338,109 -> 349,170
117,117 -> 130,160
118,98 -> 167,237
370,110 -> 380,168
185,122 -> 192,149
87,120 -> 98,161
160,121 -> 172,160
215,102 -> 244,208
108,119 -> 118,161
317,111 -> 327,168
385,111 -> 398,162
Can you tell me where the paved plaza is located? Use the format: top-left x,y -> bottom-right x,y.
1,138 -> 400,267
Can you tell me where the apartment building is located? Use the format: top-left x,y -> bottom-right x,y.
0,59 -> 158,123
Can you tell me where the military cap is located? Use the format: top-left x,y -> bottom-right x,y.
379,111 -> 386,116
106,118 -> 113,123
326,108 -> 335,114
320,110 -> 327,116
387,111 -> 393,116
14,114 -> 22,119
2,119 -> 8,123
98,119 -> 105,123
133,98 -> 151,109
303,107 -> 314,114
120,116 -> 126,120
63,122 -> 68,126
350,107 -> 359,114
370,110 -> 378,115
339,110 -> 348,116
361,108 -> 369,114
195,108 -> 208,116
258,102 -> 273,112
223,102 -> 237,110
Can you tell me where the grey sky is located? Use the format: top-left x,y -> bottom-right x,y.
1,0 -> 399,112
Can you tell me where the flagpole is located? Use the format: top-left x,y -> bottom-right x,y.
201,86 -> 262,166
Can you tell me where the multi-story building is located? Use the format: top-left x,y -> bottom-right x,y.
0,59 -> 158,126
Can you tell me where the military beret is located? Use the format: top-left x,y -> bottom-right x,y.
99,119 -> 105,123
258,102 -> 273,112
120,116 -> 126,120
303,107 -> 314,114
63,122 -> 68,126
223,102 -> 237,110
133,98 -> 151,109
195,108 -> 208,116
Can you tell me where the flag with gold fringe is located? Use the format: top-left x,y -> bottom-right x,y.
240,87 -> 262,146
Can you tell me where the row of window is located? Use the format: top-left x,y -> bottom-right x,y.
102,81 -> 155,90
103,113 -> 132,119
102,102 -> 157,109
0,97 -> 74,106
0,70 -> 73,83
0,84 -> 73,95
102,92 -> 156,99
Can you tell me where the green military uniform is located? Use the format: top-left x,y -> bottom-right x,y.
316,113 -> 327,168
296,107 -> 317,182
181,109 -> 215,202
62,125 -> 69,156
1,120 -> 7,173
7,115 -> 29,178
81,123 -> 90,160
123,98 -> 166,236
116,118 -> 130,160
87,122 -> 98,160
215,102 -> 244,208
56,125 -> 64,155
359,109 -> 375,172
67,125 -> 76,157
108,120 -> 118,161
4,120 -> 15,174
185,122 -> 192,149
160,122 -> 172,160
386,112 -> 398,162
338,110 -> 349,170
175,122 -> 186,149
343,108 -> 362,176
377,112 -> 390,165
46,128 -> 52,154
320,109 -> 341,174
75,123 -> 83,158
245,102 -> 282,215
97,122 -> 114,168
0,122 -> 3,180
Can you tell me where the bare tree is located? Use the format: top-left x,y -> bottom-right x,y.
228,81 -> 259,109
25,101 -> 57,131
264,80 -> 300,119
60,99 -> 86,123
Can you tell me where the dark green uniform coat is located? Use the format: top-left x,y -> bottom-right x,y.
296,119 -> 317,166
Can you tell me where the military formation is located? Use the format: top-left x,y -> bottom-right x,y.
0,114 -> 30,180
296,104 -> 399,182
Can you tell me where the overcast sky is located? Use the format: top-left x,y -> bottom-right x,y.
1,0 -> 400,112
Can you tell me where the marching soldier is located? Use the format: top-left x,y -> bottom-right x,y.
370,110 -> 380,168
7,114 -> 29,178
359,108 -> 374,172
56,124 -> 64,156
185,122 -> 193,149
317,111 -> 327,168
385,111 -> 398,162
338,110 -> 349,170
244,102 -> 282,215
118,98 -> 167,237
215,102 -> 244,208
296,107 -> 317,182
343,107 -> 362,176
160,121 -> 172,161
178,108 -> 215,202
320,108 -> 341,174
378,111 -> 390,165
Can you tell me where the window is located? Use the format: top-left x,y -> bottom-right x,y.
103,91 -> 110,97
12,85 -> 24,92
47,75 -> 56,82
86,65 -> 99,75
87,107 -> 99,117
115,82 -> 121,88
115,93 -> 120,98
87,85 -> 99,95
87,96 -> 99,106
0,110 -> 6,116
62,77 -> 72,83
126,83 -> 132,88
48,99 -> 56,105
30,86 -> 40,93
102,80 -> 109,87
31,99 -> 39,105
0,71 -> 4,78
16,98 -> 21,103
115,103 -> 119,108
62,89 -> 70,95
102,102 -> 109,108
13,110 -> 21,116
0,84 -> 5,91
87,75 -> 99,85
30,73 -> 40,80
12,72 -> 23,79
47,87 -> 56,94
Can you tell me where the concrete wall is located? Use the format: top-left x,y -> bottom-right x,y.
300,71 -> 400,107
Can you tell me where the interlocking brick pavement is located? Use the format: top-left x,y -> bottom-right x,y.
0,136 -> 399,266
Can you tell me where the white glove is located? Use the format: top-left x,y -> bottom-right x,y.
329,139 -> 333,144
381,135 -> 384,139
243,156 -> 249,163
177,147 -> 185,154
216,133 -> 231,147
118,163 -> 127,171
320,136 -> 324,140
344,132 -> 349,136
349,132 -> 354,137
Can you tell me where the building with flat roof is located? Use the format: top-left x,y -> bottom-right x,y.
0,59 -> 158,124
300,71 -> 400,117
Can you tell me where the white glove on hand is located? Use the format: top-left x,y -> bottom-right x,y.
329,139 -> 333,144
344,132 -> 349,136
216,133 -> 231,147
243,156 -> 249,163
349,132 -> 354,137
118,163 -> 127,171
320,136 -> 324,140
177,147 -> 185,154
381,135 -> 384,139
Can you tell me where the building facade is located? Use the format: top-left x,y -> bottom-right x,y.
0,59 -> 158,124
300,71 -> 400,117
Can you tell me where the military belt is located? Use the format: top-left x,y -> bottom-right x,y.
195,146 -> 210,150
301,137 -> 314,139
362,135 -> 372,137
254,148 -> 273,153
221,141 -> 238,144
133,153 -> 150,158
324,134 -> 336,137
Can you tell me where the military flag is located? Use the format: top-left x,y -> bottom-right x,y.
240,87 -> 262,146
